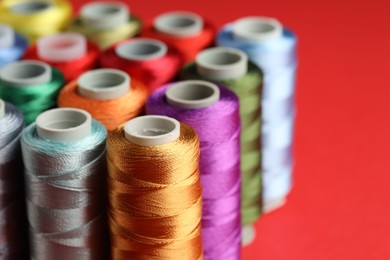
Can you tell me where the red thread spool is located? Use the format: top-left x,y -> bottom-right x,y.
141,11 -> 215,64
100,38 -> 182,92
23,32 -> 100,82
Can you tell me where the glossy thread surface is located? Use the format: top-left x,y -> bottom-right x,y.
23,41 -> 100,82
58,78 -> 148,131
181,62 -> 263,225
107,123 -> 203,259
0,67 -> 65,124
101,40 -> 182,92
21,120 -> 108,260
0,102 -> 27,259
147,84 -> 241,260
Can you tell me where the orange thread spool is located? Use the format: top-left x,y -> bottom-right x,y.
141,11 -> 215,64
107,116 -> 203,259
58,69 -> 148,131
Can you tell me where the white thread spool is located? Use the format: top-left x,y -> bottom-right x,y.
232,16 -> 293,214
80,1 -> 129,30
154,11 -> 203,38
10,1 -> 53,14
166,80 -> 220,109
196,47 -> 248,81
115,38 -> 167,61
36,108 -> 92,142
0,24 -> 14,49
77,69 -> 130,100
262,164 -> 292,213
0,99 -> 4,119
232,16 -> 283,42
124,115 -> 180,146
37,33 -> 87,62
0,60 -> 51,87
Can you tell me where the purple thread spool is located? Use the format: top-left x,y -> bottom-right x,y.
146,80 -> 242,260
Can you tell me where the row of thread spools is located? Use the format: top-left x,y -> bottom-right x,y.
0,0 -> 297,259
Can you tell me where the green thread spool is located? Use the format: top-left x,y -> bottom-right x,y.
180,47 -> 263,244
0,60 -> 65,124
68,2 -> 141,50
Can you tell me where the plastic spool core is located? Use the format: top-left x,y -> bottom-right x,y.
78,69 -> 130,100
0,60 -> 51,87
0,99 -> 5,119
196,47 -> 248,81
232,16 -> 283,42
0,24 -> 14,49
37,33 -> 87,62
36,108 -> 92,142
115,39 -> 167,61
10,1 -> 52,14
81,2 -> 129,30
154,11 -> 203,37
166,80 -> 220,109
124,115 -> 180,146
242,225 -> 256,246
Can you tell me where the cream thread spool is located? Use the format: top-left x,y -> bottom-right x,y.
154,11 -> 203,38
77,68 -> 130,100
80,1 -> 129,30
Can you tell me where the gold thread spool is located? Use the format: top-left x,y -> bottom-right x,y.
107,116 -> 204,259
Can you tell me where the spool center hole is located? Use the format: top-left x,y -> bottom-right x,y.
42,111 -> 88,130
94,5 -> 121,15
203,52 -> 241,66
245,21 -> 276,34
87,73 -> 126,89
165,17 -> 196,28
10,2 -> 51,14
8,64 -> 46,79
171,84 -> 214,101
141,128 -> 171,136
126,42 -> 162,56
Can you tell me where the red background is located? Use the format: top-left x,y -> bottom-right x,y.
71,0 -> 390,259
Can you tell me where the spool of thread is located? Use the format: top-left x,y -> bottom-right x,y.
0,0 -> 72,43
0,24 -> 28,68
21,108 -> 108,260
146,80 -> 241,260
68,1 -> 141,50
107,115 -> 203,259
217,17 -> 297,212
0,60 -> 65,124
58,68 -> 148,131
100,38 -> 182,92
23,32 -> 100,82
180,47 -> 263,246
0,99 -> 28,259
141,11 -> 215,63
